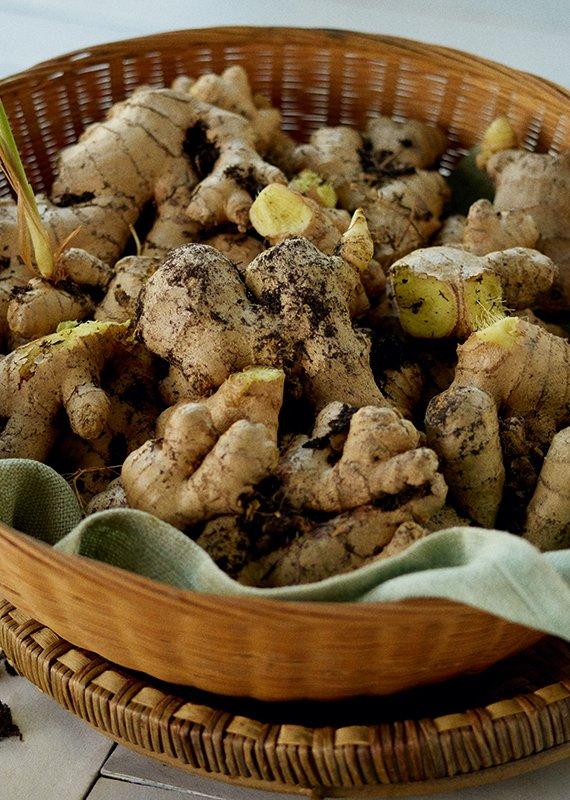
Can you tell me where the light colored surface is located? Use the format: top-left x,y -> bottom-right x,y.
0,2 -> 568,798
87,778 -> 190,800
1,0 -> 569,86
0,668 -> 113,800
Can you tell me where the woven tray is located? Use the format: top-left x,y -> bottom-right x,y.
2,599 -> 568,798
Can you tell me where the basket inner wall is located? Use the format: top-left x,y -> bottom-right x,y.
0,28 -> 568,199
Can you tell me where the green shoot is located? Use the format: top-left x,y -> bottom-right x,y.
0,98 -> 55,278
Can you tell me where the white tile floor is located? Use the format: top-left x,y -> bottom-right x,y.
0,2 -> 569,798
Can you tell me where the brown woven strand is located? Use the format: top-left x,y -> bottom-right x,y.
0,27 -> 567,703
1,600 -> 569,797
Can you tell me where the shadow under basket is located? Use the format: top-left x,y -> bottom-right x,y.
0,27 -> 568,704
1,600 -> 569,797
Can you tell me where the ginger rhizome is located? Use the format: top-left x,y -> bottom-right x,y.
0,320 -> 128,460
122,368 -> 284,528
525,427 -> 570,551
486,150 -> 570,309
389,245 -> 557,339
425,318 -> 570,527
194,400 -> 445,587
50,342 -> 160,504
292,119 -> 450,265
135,236 -> 382,408
0,67 -> 286,341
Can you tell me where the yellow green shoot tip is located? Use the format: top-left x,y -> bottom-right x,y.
0,98 -> 55,278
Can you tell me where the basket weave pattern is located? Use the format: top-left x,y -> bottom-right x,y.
0,27 -> 568,199
0,27 -> 568,704
1,599 -> 569,796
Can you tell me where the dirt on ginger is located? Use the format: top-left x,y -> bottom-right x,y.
425,317 -> 570,527
135,235 -> 381,409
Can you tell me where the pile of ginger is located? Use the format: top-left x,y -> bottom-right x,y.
0,67 -> 568,586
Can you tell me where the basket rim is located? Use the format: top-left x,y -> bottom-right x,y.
0,519 -> 547,628
0,25 -> 568,101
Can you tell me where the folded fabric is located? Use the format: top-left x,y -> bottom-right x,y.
1,459 -> 569,639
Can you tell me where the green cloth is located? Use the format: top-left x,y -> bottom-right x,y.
1,459 -> 569,639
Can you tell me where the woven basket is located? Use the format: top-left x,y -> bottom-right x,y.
1,600 -> 569,797
0,27 -> 567,702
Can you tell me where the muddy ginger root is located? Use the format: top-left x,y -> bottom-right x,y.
425,317 -> 570,526
279,401 -> 446,517
0,320 -> 128,460
364,116 -> 447,170
390,245 -> 557,339
525,427 -> 570,551
434,214 -> 466,246
50,342 -> 160,503
249,183 -> 350,254
86,477 -> 128,514
292,123 -> 450,265
250,189 -> 384,297
486,149 -> 570,309
227,510 -> 428,587
122,367 -> 284,528
6,247 -> 115,339
463,199 -> 539,256
201,232 -> 264,274
95,255 -> 158,323
136,237 -> 383,408
288,169 -> 338,207
0,81 -> 284,268
182,65 -> 282,154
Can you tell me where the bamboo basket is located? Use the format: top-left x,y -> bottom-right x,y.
0,27 -> 568,703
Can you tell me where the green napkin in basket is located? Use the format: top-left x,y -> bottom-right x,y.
1,459 -> 569,639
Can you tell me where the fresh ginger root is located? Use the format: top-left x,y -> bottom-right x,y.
86,477 -> 127,514
425,318 -> 570,525
200,509 -> 428,588
179,65 -> 281,154
122,367 -> 284,528
292,120 -> 450,264
486,149 -> 570,309
0,320 -> 128,460
475,116 -> 518,169
95,255 -> 158,324
0,260 -> 35,349
463,199 -> 539,256
0,73 -> 288,342
279,402 -> 446,516
195,399 -> 445,587
249,183 -> 350,254
434,214 -> 466,246
364,116 -> 447,171
136,236 -> 382,408
525,427 -> 570,551
288,169 -> 338,207
6,247 -> 114,339
201,232 -> 264,274
250,189 -> 385,297
390,245 -> 557,339
49,343 -> 160,503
